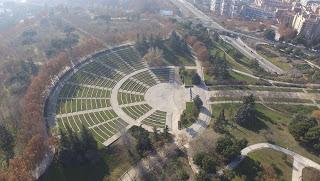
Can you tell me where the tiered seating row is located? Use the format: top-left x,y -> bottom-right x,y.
69,71 -> 116,88
55,46 -> 173,145
116,47 -> 146,70
117,92 -> 145,105
96,51 -> 134,74
57,110 -> 117,130
56,99 -> 111,114
120,79 -> 148,93
56,109 -> 128,143
122,104 -> 152,120
142,111 -> 167,128
132,71 -> 158,87
59,84 -> 111,98
151,68 -> 174,83
90,118 -> 128,143
81,61 -> 123,81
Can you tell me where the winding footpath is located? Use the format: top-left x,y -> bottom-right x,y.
228,143 -> 320,181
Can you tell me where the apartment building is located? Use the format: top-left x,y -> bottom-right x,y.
211,0 -> 235,17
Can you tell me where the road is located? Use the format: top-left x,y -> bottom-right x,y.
239,143 -> 320,181
170,0 -> 225,30
222,36 -> 284,74
305,59 -> 320,70
231,69 -> 320,88
169,0 -> 270,43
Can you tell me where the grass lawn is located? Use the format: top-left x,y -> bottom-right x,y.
180,102 -> 197,129
211,103 -> 320,164
263,104 -> 318,116
258,51 -> 292,71
209,85 -> 305,92
229,71 -> 259,85
262,97 -> 314,104
256,45 -> 292,71
182,69 -> 197,86
307,89 -> 320,94
210,97 -> 241,102
40,141 -> 134,181
234,149 -> 293,181
302,167 -> 320,181
204,70 -> 260,86
210,45 -> 252,74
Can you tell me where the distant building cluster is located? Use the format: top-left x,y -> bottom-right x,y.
211,0 -> 236,17
191,0 -> 320,42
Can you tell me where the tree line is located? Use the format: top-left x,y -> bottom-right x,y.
0,38 -> 104,180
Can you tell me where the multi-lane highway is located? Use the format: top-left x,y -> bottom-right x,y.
170,0 -> 225,30
170,0 -> 271,43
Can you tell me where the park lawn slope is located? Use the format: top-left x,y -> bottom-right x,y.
211,103 -> 320,164
233,149 -> 293,181
302,167 -> 320,181
40,140 -> 134,181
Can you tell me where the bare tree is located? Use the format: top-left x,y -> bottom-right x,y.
143,47 -> 164,66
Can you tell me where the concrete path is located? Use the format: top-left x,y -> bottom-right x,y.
209,101 -> 317,107
178,85 -> 211,140
232,69 -> 320,88
238,143 -> 320,181
56,107 -> 113,118
110,68 -> 151,126
144,83 -> 186,132
67,82 -> 112,91
209,90 -> 320,101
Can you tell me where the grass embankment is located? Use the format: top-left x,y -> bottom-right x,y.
40,141 -> 134,181
256,45 -> 292,71
211,103 -> 320,163
204,70 -> 261,86
210,46 -> 252,74
234,149 -> 293,181
302,167 -> 320,181
209,85 -> 305,92
182,69 -> 197,86
180,102 -> 198,128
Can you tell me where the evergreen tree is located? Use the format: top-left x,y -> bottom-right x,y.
169,31 -> 180,51
192,73 -> 202,85
164,125 -> 169,138
79,125 -> 97,151
235,95 -> 257,127
209,55 -> 229,80
153,127 -> 158,141
214,109 -> 226,133
193,95 -> 203,110
0,125 -> 14,162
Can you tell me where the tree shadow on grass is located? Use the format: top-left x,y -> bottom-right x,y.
234,157 -> 262,180
243,115 -> 268,133
257,111 -> 275,125
40,154 -> 109,181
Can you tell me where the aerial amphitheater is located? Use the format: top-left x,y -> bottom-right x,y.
46,45 -> 187,146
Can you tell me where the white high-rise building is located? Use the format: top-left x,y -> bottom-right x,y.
211,0 -> 235,17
